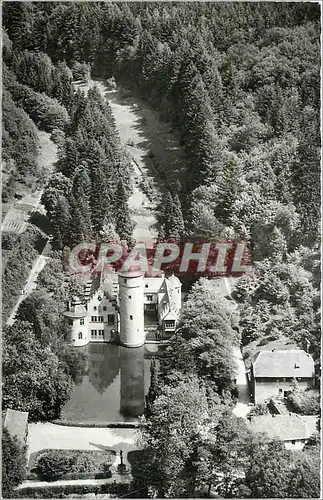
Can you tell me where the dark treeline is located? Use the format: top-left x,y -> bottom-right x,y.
3,2 -> 320,246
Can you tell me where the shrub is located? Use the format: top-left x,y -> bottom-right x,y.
286,388 -> 320,415
37,454 -> 73,481
2,225 -> 44,320
72,61 -> 90,82
248,404 -> 269,417
33,449 -> 114,482
106,76 -> 117,90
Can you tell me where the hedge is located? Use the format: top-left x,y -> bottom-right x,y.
51,419 -> 140,428
12,482 -> 134,498
28,470 -> 112,481
29,449 -> 114,482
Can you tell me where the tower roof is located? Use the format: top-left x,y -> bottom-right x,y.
64,304 -> 88,319
167,274 -> 182,287
118,270 -> 144,278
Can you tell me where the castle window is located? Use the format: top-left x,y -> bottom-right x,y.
128,295 -> 132,299
291,440 -> 296,445
165,320 -> 175,329
103,306 -> 107,311
78,332 -> 83,340
124,279 -> 127,284
91,316 -> 97,322
98,330 -> 104,337
145,284 -> 148,288
80,318 -> 84,325
147,295 -> 153,301
98,316 -> 104,322
68,319 -> 73,325
91,330 -> 97,338
108,314 -> 115,324
93,306 -> 97,311
294,363 -> 300,369
130,315 -> 133,320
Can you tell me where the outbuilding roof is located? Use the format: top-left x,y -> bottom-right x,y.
252,349 -> 314,378
249,414 -> 318,442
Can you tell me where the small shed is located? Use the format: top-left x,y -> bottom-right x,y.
3,409 -> 29,446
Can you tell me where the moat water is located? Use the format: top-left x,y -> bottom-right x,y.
61,343 -> 163,423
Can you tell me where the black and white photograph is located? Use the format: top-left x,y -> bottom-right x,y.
1,1 -> 321,498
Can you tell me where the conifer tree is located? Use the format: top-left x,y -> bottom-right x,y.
51,195 -> 71,249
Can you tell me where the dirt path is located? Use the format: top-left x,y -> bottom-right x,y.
81,80 -> 159,242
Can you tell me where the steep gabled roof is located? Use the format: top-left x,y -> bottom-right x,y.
252,349 -> 314,378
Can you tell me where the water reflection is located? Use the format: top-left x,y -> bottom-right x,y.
62,343 -> 150,422
89,343 -> 120,395
120,347 -> 145,418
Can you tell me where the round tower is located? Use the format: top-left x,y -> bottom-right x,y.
118,270 -> 145,347
63,303 -> 89,347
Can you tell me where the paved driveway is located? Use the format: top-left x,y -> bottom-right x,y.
232,347 -> 251,418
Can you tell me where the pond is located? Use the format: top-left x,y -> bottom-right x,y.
61,343 -> 163,423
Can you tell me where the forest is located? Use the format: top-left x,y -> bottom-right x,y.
2,2 -> 321,498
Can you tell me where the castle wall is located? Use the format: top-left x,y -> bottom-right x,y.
88,294 -> 118,342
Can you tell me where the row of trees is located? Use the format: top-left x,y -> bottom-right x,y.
41,86 -> 133,249
3,1 -> 320,246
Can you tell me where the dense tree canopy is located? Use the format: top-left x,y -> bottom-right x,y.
2,3 -> 320,498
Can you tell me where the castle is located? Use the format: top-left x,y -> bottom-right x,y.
64,268 -> 182,348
